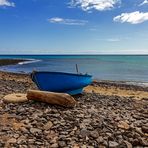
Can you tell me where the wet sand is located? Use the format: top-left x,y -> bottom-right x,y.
0,60 -> 148,147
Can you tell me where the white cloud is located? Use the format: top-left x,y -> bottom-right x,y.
0,0 -> 15,7
139,0 -> 148,6
48,17 -> 88,25
113,11 -> 148,24
70,0 -> 121,11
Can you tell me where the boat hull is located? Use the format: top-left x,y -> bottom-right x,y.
31,71 -> 92,95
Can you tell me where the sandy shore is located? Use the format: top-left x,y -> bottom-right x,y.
0,70 -> 148,147
84,81 -> 148,101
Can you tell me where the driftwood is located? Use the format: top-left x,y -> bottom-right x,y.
27,90 -> 77,107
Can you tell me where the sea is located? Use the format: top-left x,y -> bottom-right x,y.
0,55 -> 148,84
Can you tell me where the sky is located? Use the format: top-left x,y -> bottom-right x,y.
0,0 -> 148,54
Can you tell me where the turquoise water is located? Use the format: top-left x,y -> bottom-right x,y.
0,55 -> 148,82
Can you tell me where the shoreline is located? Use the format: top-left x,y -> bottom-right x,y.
1,69 -> 148,88
1,58 -> 148,101
1,58 -> 148,85
0,70 -> 148,102
1,69 -> 148,90
1,70 -> 148,100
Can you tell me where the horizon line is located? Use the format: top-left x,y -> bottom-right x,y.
1,54 -> 148,56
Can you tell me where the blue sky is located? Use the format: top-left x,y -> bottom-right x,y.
0,0 -> 148,54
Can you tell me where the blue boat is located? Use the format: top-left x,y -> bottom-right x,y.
31,71 -> 92,95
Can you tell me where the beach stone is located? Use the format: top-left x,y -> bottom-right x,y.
28,139 -> 35,143
50,143 -> 58,148
138,138 -> 148,146
96,136 -> 104,144
73,144 -> 80,148
80,123 -> 86,129
20,127 -> 28,133
80,129 -> 90,138
68,140 -> 76,146
13,134 -> 20,138
103,140 -> 108,147
44,121 -> 53,130
32,112 -> 43,118
77,114 -> 85,118
35,141 -> 43,145
106,132 -> 112,137
7,138 -> 17,144
81,145 -> 87,148
141,126 -> 148,133
58,141 -> 66,147
87,146 -> 94,148
30,128 -> 42,134
58,134 -> 67,140
135,127 -> 144,136
133,114 -> 143,120
19,145 -> 28,148
124,140 -> 132,148
82,119 -> 91,124
17,136 -> 26,144
109,141 -> 119,148
118,121 -> 129,129
51,113 -> 60,118
132,139 -> 140,146
90,130 -> 99,139
17,107 -> 26,113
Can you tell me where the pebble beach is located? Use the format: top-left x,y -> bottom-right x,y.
0,60 -> 148,148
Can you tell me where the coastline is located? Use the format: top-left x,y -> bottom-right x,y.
1,58 -> 148,87
1,70 -> 148,100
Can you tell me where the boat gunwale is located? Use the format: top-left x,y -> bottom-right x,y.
31,71 -> 92,77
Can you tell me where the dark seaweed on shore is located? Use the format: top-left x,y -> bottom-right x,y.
0,59 -> 26,66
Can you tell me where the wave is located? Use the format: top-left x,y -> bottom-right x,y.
126,81 -> 148,87
18,59 -> 41,65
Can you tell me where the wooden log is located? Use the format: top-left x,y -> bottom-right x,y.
27,90 -> 77,107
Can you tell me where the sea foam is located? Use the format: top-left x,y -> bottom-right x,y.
18,59 -> 41,65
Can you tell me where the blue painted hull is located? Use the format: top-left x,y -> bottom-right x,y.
31,71 -> 92,95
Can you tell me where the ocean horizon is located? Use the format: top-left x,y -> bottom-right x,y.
0,55 -> 148,83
